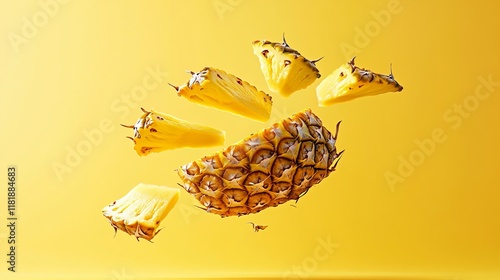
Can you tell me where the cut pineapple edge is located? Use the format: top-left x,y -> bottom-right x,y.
252,36 -> 322,97
316,57 -> 404,106
122,108 -> 225,156
169,67 -> 273,122
102,183 -> 180,241
177,108 -> 343,218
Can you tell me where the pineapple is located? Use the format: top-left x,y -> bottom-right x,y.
102,183 -> 180,241
316,57 -> 404,106
248,222 -> 268,232
252,36 -> 321,97
170,67 -> 272,122
177,108 -> 342,217
122,108 -> 225,156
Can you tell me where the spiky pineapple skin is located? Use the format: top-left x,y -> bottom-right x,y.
252,39 -> 321,97
177,109 -> 342,217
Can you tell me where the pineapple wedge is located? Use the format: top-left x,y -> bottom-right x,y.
252,36 -> 321,97
170,67 -> 272,122
177,108 -> 342,217
316,57 -> 404,106
102,183 -> 180,241
123,108 -> 225,156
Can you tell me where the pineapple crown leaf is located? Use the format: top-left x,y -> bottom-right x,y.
282,32 -> 289,48
348,56 -> 357,73
110,223 -> 118,238
334,120 -> 342,139
120,124 -> 134,128
311,56 -> 324,65
296,187 -> 311,202
167,83 -> 179,91
330,150 -> 345,172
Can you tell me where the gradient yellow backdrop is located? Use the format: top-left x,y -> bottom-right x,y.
1,1 -> 499,279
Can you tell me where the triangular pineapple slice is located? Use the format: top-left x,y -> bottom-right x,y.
170,67 -> 272,122
123,108 -> 225,156
252,36 -> 321,97
102,183 -> 180,241
316,57 -> 403,106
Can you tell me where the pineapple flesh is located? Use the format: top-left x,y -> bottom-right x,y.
102,183 -> 180,241
123,108 -> 225,156
171,67 -> 272,122
252,36 -> 321,97
316,57 -> 404,106
177,108 -> 342,217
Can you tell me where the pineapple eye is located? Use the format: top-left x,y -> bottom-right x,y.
284,60 -> 291,67
261,49 -> 269,58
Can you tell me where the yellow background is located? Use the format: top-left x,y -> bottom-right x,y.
1,0 -> 499,279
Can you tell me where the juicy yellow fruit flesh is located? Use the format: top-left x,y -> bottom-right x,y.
174,67 -> 272,122
316,58 -> 404,106
125,108 -> 225,156
252,39 -> 321,97
102,183 -> 180,241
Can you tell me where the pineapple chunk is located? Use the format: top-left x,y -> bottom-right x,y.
316,57 -> 404,106
170,67 -> 272,122
123,108 -> 225,156
102,183 -> 180,241
252,36 -> 321,97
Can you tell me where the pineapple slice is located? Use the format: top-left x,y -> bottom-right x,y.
170,67 -> 272,122
177,108 -> 343,217
102,183 -> 180,241
252,36 -> 321,97
316,57 -> 404,106
123,108 -> 225,156
248,222 -> 268,232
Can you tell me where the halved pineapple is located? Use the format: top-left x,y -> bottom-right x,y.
170,67 -> 272,122
177,108 -> 343,217
123,108 -> 225,156
316,57 -> 403,106
252,36 -> 321,97
102,183 -> 180,241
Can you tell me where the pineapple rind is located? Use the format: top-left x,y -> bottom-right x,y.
252,40 -> 321,97
177,108 -> 342,217
127,108 -> 225,156
316,58 -> 404,106
175,67 -> 272,122
102,183 -> 180,241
